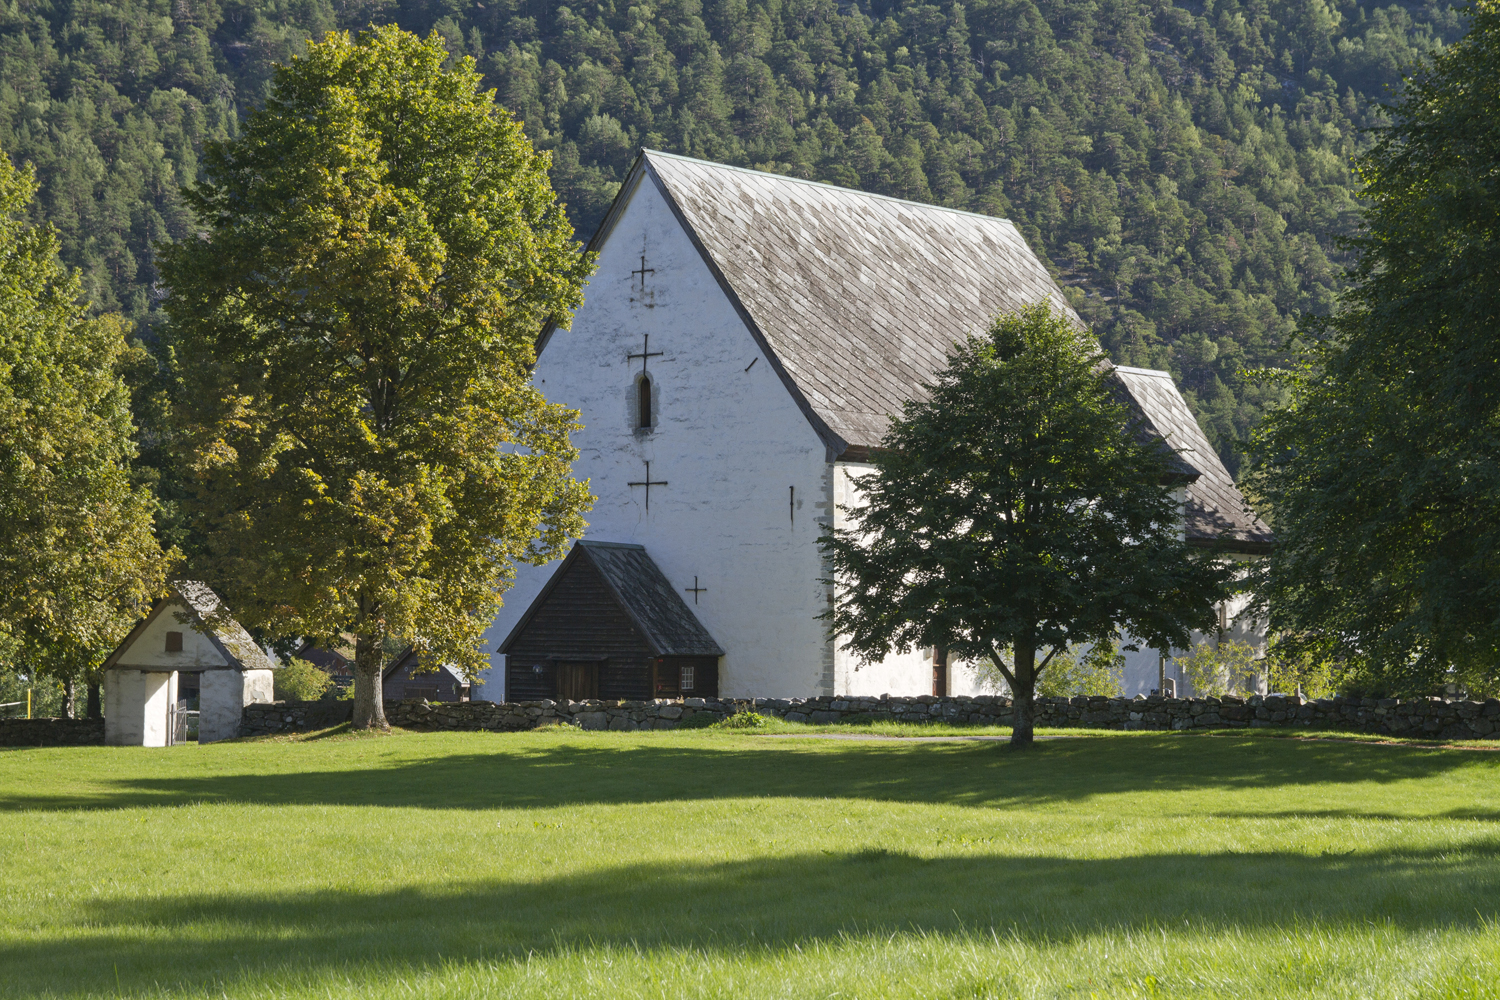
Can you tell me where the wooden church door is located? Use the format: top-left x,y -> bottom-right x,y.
556,661 -> 600,700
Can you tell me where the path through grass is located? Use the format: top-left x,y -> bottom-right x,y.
2,728 -> 1498,998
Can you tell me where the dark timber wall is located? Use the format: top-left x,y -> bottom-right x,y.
505,556 -> 655,701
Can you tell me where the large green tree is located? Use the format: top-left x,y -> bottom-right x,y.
1251,0 -> 1500,697
0,148 -> 169,717
822,306 -> 1233,745
161,25 -> 594,729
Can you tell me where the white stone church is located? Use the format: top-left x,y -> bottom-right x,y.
477,150 -> 1273,702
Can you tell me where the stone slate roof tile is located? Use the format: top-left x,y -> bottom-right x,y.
587,152 -> 1271,553
643,150 -> 1081,453
1113,367 -> 1274,551
577,542 -> 725,657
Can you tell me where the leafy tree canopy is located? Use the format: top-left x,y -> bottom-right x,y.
1251,0 -> 1500,697
0,148 -> 169,716
822,306 -> 1233,744
161,25 -> 593,728
0,0 -> 1471,477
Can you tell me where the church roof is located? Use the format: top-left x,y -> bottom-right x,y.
619,150 -> 1080,455
582,151 -> 1270,554
499,542 -> 724,658
1113,367 -> 1274,552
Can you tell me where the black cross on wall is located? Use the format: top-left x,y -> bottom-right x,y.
684,576 -> 707,604
628,460 -> 668,510
631,254 -> 655,292
627,333 -> 663,372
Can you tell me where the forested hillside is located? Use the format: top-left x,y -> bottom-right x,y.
0,0 -> 1465,472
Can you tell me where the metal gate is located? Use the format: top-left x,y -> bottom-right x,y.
167,700 -> 199,745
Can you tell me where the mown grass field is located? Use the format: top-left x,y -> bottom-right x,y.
2,726 -> 1498,999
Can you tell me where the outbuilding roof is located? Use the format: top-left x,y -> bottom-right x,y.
102,581 -> 275,671
499,541 -> 724,657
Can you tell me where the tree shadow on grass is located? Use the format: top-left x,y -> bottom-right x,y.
1,733 -> 1493,814
5,843 -> 1499,997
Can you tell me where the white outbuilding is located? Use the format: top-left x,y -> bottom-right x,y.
102,581 -> 275,745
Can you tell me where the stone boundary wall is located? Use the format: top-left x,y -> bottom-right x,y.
0,718 -> 105,747
241,692 -> 1500,739
239,700 -> 353,736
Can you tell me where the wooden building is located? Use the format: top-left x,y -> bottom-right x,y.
501,541 -> 724,701
383,648 -> 470,702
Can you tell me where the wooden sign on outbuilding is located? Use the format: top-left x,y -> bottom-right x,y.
102,582 -> 275,745
500,541 -> 724,701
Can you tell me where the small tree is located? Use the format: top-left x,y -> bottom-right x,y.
160,27 -> 594,729
823,306 -> 1234,745
0,148 -> 169,715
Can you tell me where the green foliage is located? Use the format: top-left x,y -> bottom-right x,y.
160,26 -> 594,728
0,0 -> 1471,472
1174,638 -> 1262,698
1034,640 -> 1125,698
1251,1 -> 1500,698
822,305 -> 1233,743
676,711 -> 719,729
274,658 -> 335,701
1265,644 -> 1346,699
717,710 -> 769,729
0,147 -> 169,713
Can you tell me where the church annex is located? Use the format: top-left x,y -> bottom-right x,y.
477,151 -> 1272,701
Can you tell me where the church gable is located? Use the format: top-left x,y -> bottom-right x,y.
631,150 -> 1081,455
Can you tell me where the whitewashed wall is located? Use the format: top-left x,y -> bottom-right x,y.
199,668 -> 274,743
104,669 -> 177,747
1120,556 -> 1268,696
830,461 -> 933,696
110,599 -> 231,670
478,174 -> 837,699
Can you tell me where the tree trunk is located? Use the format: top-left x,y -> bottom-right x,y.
1010,643 -> 1036,747
62,677 -> 76,720
86,682 -> 101,719
351,634 -> 388,731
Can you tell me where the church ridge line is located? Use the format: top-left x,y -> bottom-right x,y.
636,148 -> 1043,229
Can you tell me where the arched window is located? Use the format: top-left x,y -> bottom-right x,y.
636,374 -> 652,430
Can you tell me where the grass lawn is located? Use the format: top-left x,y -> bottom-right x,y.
2,728 -> 1499,999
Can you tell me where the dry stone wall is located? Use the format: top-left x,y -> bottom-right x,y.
0,718 -> 105,746
239,692 -> 1500,739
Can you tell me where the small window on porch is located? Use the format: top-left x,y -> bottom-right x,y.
681,665 -> 695,692
165,631 -> 183,653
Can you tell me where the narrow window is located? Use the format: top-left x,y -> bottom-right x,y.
165,631 -> 183,653
637,375 -> 652,429
681,665 -> 695,692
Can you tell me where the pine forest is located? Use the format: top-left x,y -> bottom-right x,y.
0,0 -> 1467,473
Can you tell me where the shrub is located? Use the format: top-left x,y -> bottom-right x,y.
717,711 -> 769,730
676,712 -> 718,729
1036,640 -> 1125,698
1174,640 -> 1261,698
274,658 -> 333,701
1265,646 -> 1346,699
